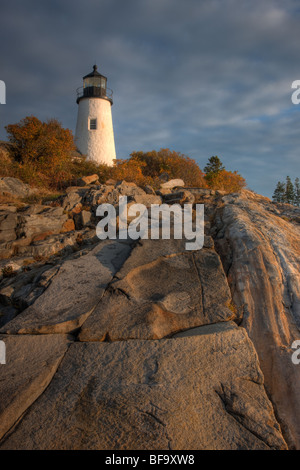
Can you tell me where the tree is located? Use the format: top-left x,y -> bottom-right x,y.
204,156 -> 224,175
5,116 -> 76,166
5,116 -> 77,189
124,149 -> 207,188
272,181 -> 286,203
207,169 -> 246,192
204,156 -> 226,187
203,156 -> 245,192
294,177 -> 300,207
272,177 -> 300,206
285,176 -> 295,205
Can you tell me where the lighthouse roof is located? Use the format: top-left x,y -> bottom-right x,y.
83,65 -> 107,80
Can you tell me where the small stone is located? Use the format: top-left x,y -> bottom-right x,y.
77,174 -> 99,186
61,219 -> 75,233
160,179 -> 185,190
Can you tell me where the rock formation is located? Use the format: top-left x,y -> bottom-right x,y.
213,190 -> 300,449
0,177 -> 299,450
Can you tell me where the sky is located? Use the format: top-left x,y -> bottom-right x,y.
0,0 -> 300,198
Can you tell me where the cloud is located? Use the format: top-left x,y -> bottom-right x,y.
0,0 -> 300,197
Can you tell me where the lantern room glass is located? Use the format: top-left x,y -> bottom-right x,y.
83,76 -> 107,90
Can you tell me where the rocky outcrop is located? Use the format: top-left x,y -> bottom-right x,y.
79,238 -> 234,342
160,178 -> 185,189
0,182 -> 298,450
0,323 -> 286,450
0,177 -> 37,198
1,240 -> 132,334
213,190 -> 300,449
0,179 -> 164,261
0,204 -> 73,260
0,334 -> 70,441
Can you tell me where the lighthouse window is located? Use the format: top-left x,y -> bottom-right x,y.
89,118 -> 97,130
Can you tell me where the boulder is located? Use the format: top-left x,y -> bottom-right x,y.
0,264 -> 59,312
17,206 -> 68,240
0,184 -> 298,450
105,179 -> 117,186
131,193 -> 162,207
0,324 -> 287,450
15,231 -> 79,259
0,213 -> 18,243
0,177 -> 37,198
60,219 -> 75,233
79,239 -> 234,342
73,210 -> 92,230
0,334 -> 70,441
144,184 -> 156,195
162,190 -> 195,205
1,240 -> 132,334
115,181 -> 146,198
160,179 -> 185,190
76,174 -> 99,186
61,187 -> 90,211
214,189 -> 300,449
0,205 -> 17,213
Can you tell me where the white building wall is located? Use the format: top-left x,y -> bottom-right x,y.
75,97 -> 116,166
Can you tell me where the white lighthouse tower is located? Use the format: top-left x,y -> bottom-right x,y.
75,65 -> 116,166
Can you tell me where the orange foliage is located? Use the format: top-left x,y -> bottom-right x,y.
5,116 -> 75,165
2,117 -> 246,195
111,158 -> 148,187
122,149 -> 207,188
5,116 -> 77,189
205,169 -> 246,192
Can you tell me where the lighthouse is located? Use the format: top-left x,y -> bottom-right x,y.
75,65 -> 116,166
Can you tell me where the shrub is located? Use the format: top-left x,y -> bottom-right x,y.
2,116 -> 246,195
2,116 -> 113,191
206,169 -> 246,192
203,156 -> 246,192
118,149 -> 207,188
5,116 -> 75,165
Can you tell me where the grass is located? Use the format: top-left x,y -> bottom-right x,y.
0,191 -> 63,207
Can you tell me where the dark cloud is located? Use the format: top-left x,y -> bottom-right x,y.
0,0 -> 300,197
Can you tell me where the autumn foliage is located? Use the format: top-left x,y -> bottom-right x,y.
3,116 -> 110,190
112,150 -> 245,193
205,169 -> 246,192
6,116 -> 75,165
1,116 -> 246,195
203,156 -> 246,193
112,149 -> 207,188
4,116 -> 77,189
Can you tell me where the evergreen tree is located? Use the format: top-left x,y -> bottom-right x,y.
285,176 -> 295,204
204,156 -> 225,186
294,177 -> 300,207
272,181 -> 286,203
204,156 -> 225,176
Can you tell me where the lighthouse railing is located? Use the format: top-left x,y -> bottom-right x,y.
76,86 -> 113,103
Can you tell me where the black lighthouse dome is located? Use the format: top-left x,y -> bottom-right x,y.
76,65 -> 113,104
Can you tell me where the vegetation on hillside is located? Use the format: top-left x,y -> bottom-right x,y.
272,176 -> 300,206
2,116 -> 108,190
1,116 -> 246,195
203,156 -> 246,193
112,149 -> 207,188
